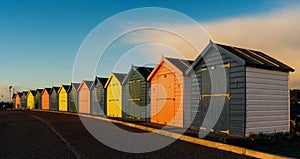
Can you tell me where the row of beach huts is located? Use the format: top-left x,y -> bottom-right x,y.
12,41 -> 295,137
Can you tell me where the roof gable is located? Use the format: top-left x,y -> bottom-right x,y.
28,90 -> 37,96
147,56 -> 192,81
217,44 -> 294,72
187,41 -> 295,73
58,85 -> 71,94
122,66 -> 154,85
104,73 -> 127,88
36,89 -> 43,94
22,91 -> 28,97
50,87 -> 60,94
41,88 -> 51,96
69,83 -> 80,92
78,80 -> 94,91
94,77 -> 108,87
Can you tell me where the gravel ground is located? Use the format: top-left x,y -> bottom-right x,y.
0,111 -> 255,159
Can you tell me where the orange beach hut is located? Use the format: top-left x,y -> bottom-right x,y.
147,56 -> 193,128
41,88 -> 51,110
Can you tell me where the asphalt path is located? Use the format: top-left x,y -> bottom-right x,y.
0,111 -> 255,159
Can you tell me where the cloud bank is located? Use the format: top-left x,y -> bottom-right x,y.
203,4 -> 300,88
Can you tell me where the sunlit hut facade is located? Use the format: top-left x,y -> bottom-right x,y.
78,80 -> 94,114
15,92 -> 22,109
35,89 -> 43,109
21,91 -> 28,109
58,85 -> 70,111
147,56 -> 193,127
104,73 -> 127,118
41,88 -> 51,110
91,77 -> 108,116
68,83 -> 80,112
50,86 -> 60,110
186,41 -> 295,136
27,90 -> 37,110
122,66 -> 153,121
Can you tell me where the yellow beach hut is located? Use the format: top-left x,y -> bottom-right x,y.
58,85 -> 71,111
27,90 -> 36,109
104,73 -> 126,118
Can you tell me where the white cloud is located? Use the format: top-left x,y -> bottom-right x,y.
202,4 -> 300,88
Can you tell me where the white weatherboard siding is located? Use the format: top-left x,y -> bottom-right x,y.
246,67 -> 289,134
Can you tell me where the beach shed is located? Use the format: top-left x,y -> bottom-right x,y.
15,92 -> 22,109
186,41 -> 295,136
35,89 -> 43,109
58,85 -> 71,111
68,83 -> 80,112
77,80 -> 94,114
104,73 -> 127,118
50,87 -> 60,110
21,91 -> 28,109
41,88 -> 51,110
27,90 -> 36,109
122,66 -> 153,121
147,56 -> 193,127
91,77 -> 108,116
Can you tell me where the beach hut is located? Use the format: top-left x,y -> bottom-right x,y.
35,89 -> 43,109
41,88 -> 51,110
21,91 -> 28,109
27,90 -> 36,110
77,80 -> 93,114
15,92 -> 22,109
186,41 -> 295,136
147,56 -> 193,127
50,87 -> 60,110
68,83 -> 80,112
122,66 -> 153,121
58,85 -> 71,111
104,73 -> 127,118
91,77 -> 108,116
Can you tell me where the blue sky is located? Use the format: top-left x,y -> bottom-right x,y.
0,0 -> 299,94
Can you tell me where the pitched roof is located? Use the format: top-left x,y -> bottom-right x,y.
62,85 -> 71,92
22,91 -> 28,96
78,80 -> 94,91
36,89 -> 43,94
42,88 -> 52,95
17,92 -> 22,97
165,57 -> 193,73
122,66 -> 154,85
71,83 -> 80,91
29,90 -> 37,96
113,73 -> 127,83
104,73 -> 127,88
96,77 -> 108,86
216,44 -> 295,72
148,56 -> 194,81
50,87 -> 60,94
84,80 -> 94,89
136,66 -> 154,79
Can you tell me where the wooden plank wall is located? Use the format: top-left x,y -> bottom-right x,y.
246,67 -> 289,134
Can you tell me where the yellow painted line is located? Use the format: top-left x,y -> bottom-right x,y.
31,109 -> 294,159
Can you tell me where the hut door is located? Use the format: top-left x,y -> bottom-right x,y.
129,80 -> 141,119
157,73 -> 175,125
200,64 -> 230,134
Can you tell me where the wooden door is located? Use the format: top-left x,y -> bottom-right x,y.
200,64 -> 230,133
156,73 -> 175,125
